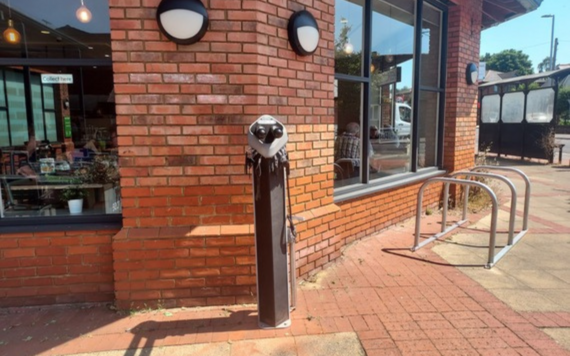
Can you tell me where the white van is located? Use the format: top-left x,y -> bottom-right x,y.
394,103 -> 411,138
370,102 -> 412,139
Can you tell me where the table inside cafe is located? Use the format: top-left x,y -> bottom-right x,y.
1,156 -> 120,217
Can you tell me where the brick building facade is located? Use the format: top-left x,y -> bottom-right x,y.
0,0 -> 539,309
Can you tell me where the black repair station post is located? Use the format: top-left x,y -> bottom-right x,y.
246,115 -> 292,329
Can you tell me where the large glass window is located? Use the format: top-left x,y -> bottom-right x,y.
334,0 -> 446,195
0,1 -> 118,224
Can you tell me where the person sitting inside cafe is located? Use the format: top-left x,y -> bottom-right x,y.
335,122 -> 361,165
335,122 -> 376,176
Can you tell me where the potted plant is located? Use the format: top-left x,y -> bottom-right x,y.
61,186 -> 87,214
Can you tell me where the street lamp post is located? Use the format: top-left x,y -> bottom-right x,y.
542,14 -> 555,71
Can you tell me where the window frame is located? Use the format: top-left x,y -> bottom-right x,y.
334,0 -> 448,201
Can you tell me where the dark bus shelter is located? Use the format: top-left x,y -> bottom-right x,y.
478,67 -> 570,162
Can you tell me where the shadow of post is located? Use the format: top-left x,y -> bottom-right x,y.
125,309 -> 258,356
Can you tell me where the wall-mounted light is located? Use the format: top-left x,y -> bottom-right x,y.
3,19 -> 20,44
156,0 -> 209,45
288,10 -> 319,56
466,62 -> 478,85
76,0 -> 93,23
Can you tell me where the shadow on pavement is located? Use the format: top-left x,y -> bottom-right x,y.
125,309 -> 258,356
381,247 -> 485,268
0,304 -> 124,356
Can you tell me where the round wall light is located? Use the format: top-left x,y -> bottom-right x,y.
156,0 -> 208,45
466,62 -> 478,85
288,10 -> 320,56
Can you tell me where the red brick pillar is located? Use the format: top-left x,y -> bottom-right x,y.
444,0 -> 482,172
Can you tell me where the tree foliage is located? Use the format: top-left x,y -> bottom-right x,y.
537,56 -> 551,73
556,87 -> 570,124
480,49 -> 534,76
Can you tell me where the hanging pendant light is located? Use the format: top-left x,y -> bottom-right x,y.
3,19 -> 20,44
3,0 -> 20,44
76,0 -> 93,23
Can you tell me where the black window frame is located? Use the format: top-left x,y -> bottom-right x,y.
334,0 -> 448,202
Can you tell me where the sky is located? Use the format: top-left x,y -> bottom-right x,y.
480,0 -> 570,72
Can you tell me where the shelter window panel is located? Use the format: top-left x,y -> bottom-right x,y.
481,95 -> 500,123
501,92 -> 524,124
526,88 -> 555,123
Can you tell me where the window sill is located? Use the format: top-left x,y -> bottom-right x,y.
334,168 -> 446,203
0,215 -> 122,234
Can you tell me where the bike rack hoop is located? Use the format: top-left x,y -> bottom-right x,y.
412,177 -> 499,268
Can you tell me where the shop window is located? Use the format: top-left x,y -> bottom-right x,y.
334,0 -> 446,198
0,0 -> 118,229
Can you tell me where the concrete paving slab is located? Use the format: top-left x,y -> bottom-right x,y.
62,333 -> 365,356
510,270 -> 569,289
543,329 -> 570,351
488,289 -> 564,312
295,333 -> 365,356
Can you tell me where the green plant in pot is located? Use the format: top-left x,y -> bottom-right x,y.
61,186 -> 87,214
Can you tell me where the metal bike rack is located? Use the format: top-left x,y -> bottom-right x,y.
450,171 -> 517,244
470,166 -> 531,236
412,165 -> 532,268
412,177 -> 499,268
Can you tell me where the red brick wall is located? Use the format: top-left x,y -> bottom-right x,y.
0,230 -> 116,307
108,0 -> 338,308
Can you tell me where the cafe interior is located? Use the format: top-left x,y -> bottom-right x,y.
0,0 -> 119,219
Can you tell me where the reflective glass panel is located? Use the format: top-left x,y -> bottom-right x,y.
526,89 -> 555,123
0,65 -> 119,218
418,90 -> 438,168
335,0 -> 364,76
481,95 -> 500,123
501,92 -> 524,123
334,80 -> 363,188
369,0 -> 415,179
0,0 -> 111,60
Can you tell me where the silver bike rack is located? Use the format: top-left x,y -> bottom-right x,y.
412,166 -> 532,269
470,166 -> 531,238
412,178 -> 499,268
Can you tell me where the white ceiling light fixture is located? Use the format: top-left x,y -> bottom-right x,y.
156,0 -> 209,45
288,10 -> 320,56
76,0 -> 93,23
